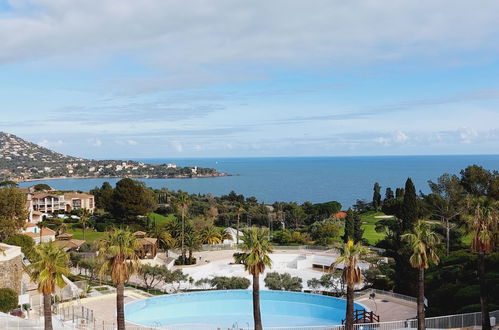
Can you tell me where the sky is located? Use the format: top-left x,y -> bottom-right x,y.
1,0 -> 499,159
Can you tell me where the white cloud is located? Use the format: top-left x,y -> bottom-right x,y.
38,139 -> 64,148
87,138 -> 102,147
2,1 -> 499,91
457,127 -> 479,144
169,141 -> 183,153
127,139 -> 138,145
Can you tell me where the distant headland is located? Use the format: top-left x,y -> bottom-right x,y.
0,132 -> 229,182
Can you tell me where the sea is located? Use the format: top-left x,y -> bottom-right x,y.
18,155 -> 499,209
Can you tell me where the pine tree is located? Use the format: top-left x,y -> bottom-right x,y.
401,178 -> 418,232
395,187 -> 405,198
372,182 -> 382,211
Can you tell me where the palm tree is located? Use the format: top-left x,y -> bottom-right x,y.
184,231 -> 201,262
201,226 -> 222,245
234,227 -> 273,330
468,197 -> 497,330
28,242 -> 70,330
148,225 -> 177,256
331,240 -> 367,330
97,229 -> 141,330
403,220 -> 440,330
219,228 -> 233,243
176,192 -> 191,264
79,209 -> 90,241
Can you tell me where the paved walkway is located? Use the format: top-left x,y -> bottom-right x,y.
355,293 -> 417,321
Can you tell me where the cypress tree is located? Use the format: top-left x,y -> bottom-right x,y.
372,182 -> 382,211
401,178 -> 418,232
385,187 -> 394,200
342,209 -> 355,243
353,211 -> 364,243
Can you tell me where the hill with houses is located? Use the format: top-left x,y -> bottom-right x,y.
0,132 -> 224,181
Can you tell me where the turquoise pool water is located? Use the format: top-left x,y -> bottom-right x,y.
125,290 -> 366,329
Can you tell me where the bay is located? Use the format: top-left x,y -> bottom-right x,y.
19,155 -> 499,208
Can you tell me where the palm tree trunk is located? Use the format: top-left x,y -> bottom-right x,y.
43,293 -> 53,330
345,284 -> 354,330
83,222 -> 86,241
445,218 -> 450,256
417,268 -> 426,330
116,283 -> 126,330
478,252 -> 491,330
252,273 -> 263,330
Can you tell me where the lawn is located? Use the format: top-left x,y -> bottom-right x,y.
337,210 -> 389,246
360,211 -> 389,245
67,227 -> 107,243
148,212 -> 176,226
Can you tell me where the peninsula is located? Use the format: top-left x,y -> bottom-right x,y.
0,132 -> 227,181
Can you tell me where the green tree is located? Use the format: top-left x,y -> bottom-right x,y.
184,231 -> 201,262
467,197 -> 498,330
0,187 -> 28,240
385,187 -> 394,201
264,272 -> 303,291
97,229 -> 141,330
373,182 -> 382,211
90,181 -> 114,211
460,165 -> 493,197
234,227 -> 273,330
3,234 -> 35,259
175,191 -> 191,263
140,265 -> 168,291
209,276 -> 251,290
200,225 -> 222,245
28,242 -> 70,330
110,179 -> 156,222
426,173 -> 465,255
401,178 -> 418,232
331,240 -> 367,330
403,220 -> 441,330
0,288 -> 18,313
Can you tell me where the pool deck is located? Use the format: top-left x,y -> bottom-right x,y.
355,292 -> 417,322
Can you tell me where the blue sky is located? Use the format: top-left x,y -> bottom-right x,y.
1,0 -> 499,159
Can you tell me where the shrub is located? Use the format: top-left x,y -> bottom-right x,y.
264,272 -> 302,291
209,276 -> 250,290
0,288 -> 18,313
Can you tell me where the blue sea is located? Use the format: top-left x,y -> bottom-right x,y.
19,155 -> 499,208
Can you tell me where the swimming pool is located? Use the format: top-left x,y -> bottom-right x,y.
125,290 -> 367,329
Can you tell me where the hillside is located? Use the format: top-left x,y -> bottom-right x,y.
0,132 -> 224,181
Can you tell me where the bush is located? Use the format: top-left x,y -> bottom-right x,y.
264,272 -> 302,291
174,256 -> 197,265
209,276 -> 250,290
0,288 -> 18,313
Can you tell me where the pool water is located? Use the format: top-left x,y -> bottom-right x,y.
125,290 -> 366,329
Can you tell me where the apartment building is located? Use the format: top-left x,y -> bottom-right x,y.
24,187 -> 95,223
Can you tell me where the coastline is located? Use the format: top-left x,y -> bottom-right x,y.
15,172 -> 231,183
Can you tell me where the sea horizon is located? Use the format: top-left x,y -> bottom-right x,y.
19,154 -> 499,208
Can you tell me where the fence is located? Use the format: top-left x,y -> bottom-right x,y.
353,288 -> 417,304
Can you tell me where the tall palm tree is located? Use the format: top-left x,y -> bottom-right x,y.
234,227 -> 273,330
403,220 -> 440,330
28,242 -> 70,330
176,192 -> 191,263
184,231 -> 201,262
97,229 -> 141,330
79,209 -> 90,241
331,240 -> 367,330
201,226 -> 222,245
468,197 -> 497,330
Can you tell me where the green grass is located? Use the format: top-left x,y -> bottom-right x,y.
360,211 -> 390,245
67,228 -> 107,243
148,212 -> 176,226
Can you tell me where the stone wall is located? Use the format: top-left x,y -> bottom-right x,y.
0,244 -> 24,295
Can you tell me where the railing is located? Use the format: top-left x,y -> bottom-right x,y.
353,288 -> 417,304
342,309 -> 379,324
